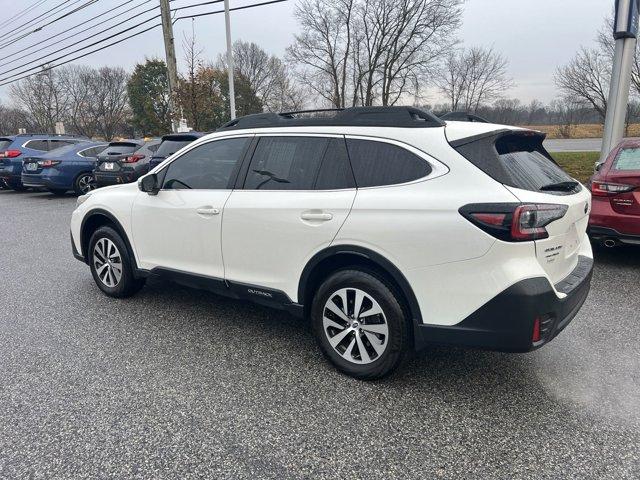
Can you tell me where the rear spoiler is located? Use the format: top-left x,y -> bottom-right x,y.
449,129 -> 546,148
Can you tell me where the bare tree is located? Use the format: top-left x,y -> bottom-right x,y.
59,65 -> 98,137
554,47 -> 610,120
288,0 -> 463,108
0,104 -> 32,133
219,40 -> 304,111
436,46 -> 513,113
9,68 -> 68,133
93,67 -> 130,140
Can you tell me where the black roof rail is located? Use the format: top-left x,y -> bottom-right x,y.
439,111 -> 490,123
218,106 -> 445,130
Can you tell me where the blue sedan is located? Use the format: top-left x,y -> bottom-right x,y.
21,142 -> 108,195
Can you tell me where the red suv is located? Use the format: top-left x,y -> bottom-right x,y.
589,139 -> 640,247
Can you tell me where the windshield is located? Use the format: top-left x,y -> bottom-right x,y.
155,139 -> 194,158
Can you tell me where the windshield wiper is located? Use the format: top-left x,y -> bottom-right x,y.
539,180 -> 579,192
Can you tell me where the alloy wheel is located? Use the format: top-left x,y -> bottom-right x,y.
78,174 -> 96,194
322,287 -> 389,365
93,238 -> 122,288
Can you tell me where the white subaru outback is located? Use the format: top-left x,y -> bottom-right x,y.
71,107 -> 593,379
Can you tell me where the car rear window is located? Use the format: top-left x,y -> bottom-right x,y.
0,139 -> 13,150
453,132 -> 577,193
100,143 -> 139,156
613,147 -> 640,170
155,139 -> 196,158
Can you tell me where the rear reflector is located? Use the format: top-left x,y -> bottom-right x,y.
532,318 -> 541,343
460,203 -> 568,242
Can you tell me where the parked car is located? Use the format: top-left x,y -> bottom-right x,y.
70,107 -> 593,380
21,141 -> 108,195
148,132 -> 205,170
0,134 -> 88,190
588,138 -> 640,247
93,139 -> 160,187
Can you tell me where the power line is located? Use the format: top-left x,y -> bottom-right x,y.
0,0 -> 78,46
0,0 -> 49,33
0,0 -> 290,86
0,0 -> 152,66
0,0 -> 99,51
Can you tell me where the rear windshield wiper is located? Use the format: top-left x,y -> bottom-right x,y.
539,180 -> 579,192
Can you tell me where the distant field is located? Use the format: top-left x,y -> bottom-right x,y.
528,123 -> 640,139
551,151 -> 599,183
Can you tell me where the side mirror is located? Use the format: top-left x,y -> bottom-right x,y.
139,173 -> 159,195
595,162 -> 603,172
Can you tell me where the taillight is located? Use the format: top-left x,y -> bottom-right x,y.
0,149 -> 21,158
123,154 -> 144,163
37,160 -> 61,168
460,203 -> 568,242
590,181 -> 635,196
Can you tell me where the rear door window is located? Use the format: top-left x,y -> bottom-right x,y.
346,138 -> 431,187
80,146 -> 108,157
244,136 -> 328,190
49,139 -> 77,151
315,138 -> 355,190
613,147 -> 640,170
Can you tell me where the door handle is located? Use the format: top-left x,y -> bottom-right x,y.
196,207 -> 220,216
300,212 -> 333,221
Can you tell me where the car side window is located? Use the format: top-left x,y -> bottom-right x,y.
162,137 -> 249,190
49,139 -> 76,151
315,138 -> 355,190
80,146 -> 107,157
24,139 -> 49,151
346,138 -> 432,187
244,136 -> 328,190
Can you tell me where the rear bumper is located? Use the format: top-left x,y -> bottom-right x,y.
587,226 -> 640,245
22,172 -> 70,190
414,255 -> 593,352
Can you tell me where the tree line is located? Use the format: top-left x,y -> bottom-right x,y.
0,0 -> 634,138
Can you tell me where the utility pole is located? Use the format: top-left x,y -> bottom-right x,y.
224,0 -> 236,120
601,0 -> 640,163
159,0 -> 179,132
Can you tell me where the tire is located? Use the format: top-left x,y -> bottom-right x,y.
48,188 -> 68,196
88,226 -> 145,298
311,269 -> 409,380
73,172 -> 96,195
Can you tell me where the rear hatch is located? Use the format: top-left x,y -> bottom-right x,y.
96,142 -> 141,173
22,156 -> 45,174
596,145 -> 640,217
451,128 -> 591,285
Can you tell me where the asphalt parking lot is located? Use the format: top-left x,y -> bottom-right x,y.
0,190 -> 639,479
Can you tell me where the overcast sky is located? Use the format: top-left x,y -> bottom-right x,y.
0,0 -> 613,105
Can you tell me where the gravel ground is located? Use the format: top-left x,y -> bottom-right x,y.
0,190 -> 639,480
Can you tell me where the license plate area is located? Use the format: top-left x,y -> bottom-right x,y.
104,162 -> 114,170
26,163 -> 38,171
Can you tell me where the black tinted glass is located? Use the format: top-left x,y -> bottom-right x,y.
0,139 -> 13,150
100,144 -> 138,156
49,139 -> 76,150
155,139 -> 193,158
25,140 -> 49,151
315,138 -> 355,190
346,139 -> 431,187
162,138 -> 248,190
245,136 -> 328,190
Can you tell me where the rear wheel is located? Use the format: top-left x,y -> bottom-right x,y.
73,172 -> 96,195
311,269 -> 409,380
88,226 -> 145,298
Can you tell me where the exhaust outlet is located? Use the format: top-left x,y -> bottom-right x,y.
603,239 -> 618,248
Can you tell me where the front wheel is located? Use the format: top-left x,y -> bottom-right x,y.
311,269 -> 409,380
88,226 -> 145,298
